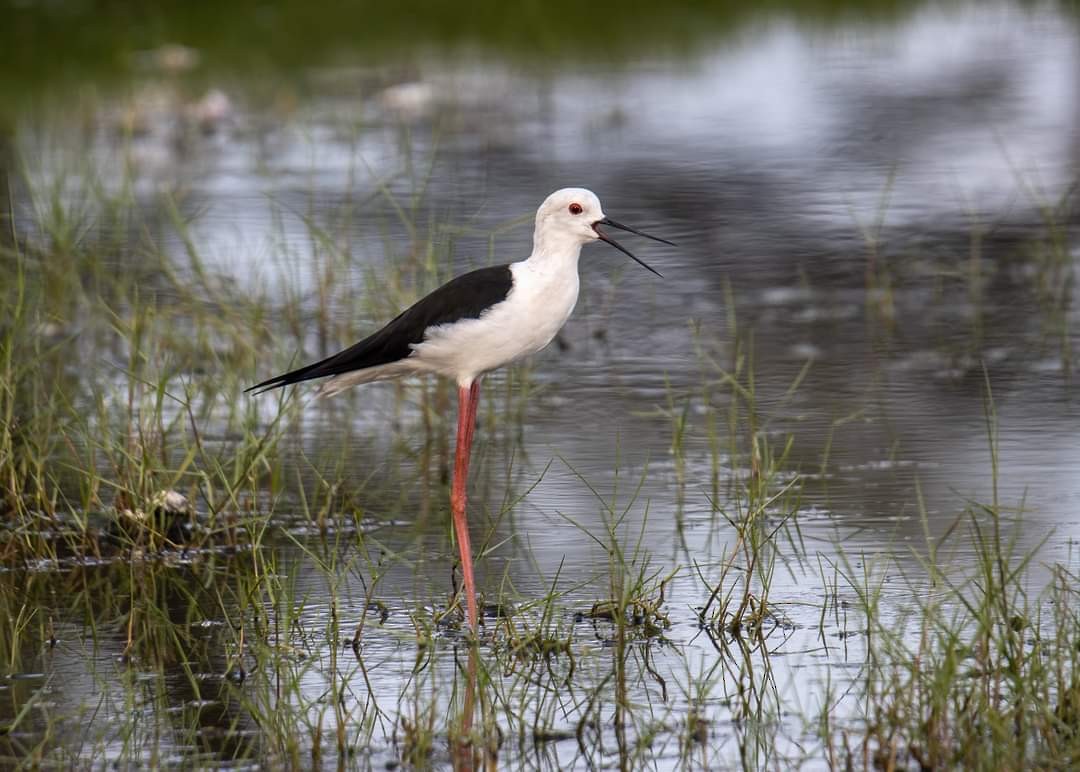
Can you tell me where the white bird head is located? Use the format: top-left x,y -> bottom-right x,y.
533,187 -> 673,276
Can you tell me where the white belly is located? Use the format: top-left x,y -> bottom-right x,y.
411,261 -> 580,385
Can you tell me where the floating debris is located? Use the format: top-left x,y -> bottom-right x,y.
377,81 -> 435,121
114,490 -> 194,547
185,89 -> 233,133
133,44 -> 201,74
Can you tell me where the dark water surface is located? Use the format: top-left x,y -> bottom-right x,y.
3,1 -> 1079,768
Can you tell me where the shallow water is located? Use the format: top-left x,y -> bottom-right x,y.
3,1 -> 1079,768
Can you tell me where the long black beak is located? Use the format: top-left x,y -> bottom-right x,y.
593,217 -> 674,278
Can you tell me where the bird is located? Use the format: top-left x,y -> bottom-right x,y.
248,187 -> 674,631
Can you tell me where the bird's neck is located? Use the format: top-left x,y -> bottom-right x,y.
527,231 -> 583,275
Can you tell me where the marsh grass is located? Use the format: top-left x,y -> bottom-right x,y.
1023,182 -> 1077,375
823,377 -> 1080,770
2,116 -> 1080,771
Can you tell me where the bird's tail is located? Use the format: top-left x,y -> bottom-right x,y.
247,314 -> 414,395
246,356 -> 336,395
248,354 -> 412,397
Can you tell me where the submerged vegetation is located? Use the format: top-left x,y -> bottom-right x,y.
1,53 -> 1079,769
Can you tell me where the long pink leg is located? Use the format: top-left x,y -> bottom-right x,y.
451,380 -> 482,631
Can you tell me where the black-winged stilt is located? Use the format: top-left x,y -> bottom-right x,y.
249,188 -> 673,631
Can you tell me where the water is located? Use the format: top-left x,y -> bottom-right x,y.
2,1 -> 1079,768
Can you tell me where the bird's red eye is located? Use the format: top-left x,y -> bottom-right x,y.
568,203 -> 583,215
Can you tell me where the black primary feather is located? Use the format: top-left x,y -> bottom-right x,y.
247,264 -> 515,394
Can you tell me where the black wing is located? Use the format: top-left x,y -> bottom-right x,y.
247,264 -> 514,393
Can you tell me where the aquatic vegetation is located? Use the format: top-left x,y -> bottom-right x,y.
1,53 -> 1079,768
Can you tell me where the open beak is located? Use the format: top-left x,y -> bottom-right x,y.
593,217 -> 674,278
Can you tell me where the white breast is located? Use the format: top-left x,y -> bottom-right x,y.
411,260 -> 580,386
